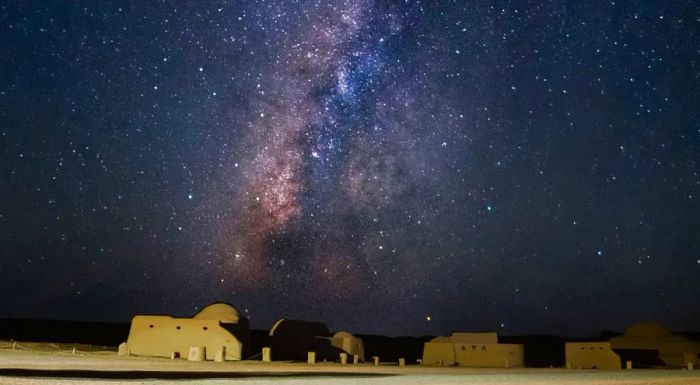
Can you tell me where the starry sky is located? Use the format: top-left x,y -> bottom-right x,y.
1,1 -> 699,338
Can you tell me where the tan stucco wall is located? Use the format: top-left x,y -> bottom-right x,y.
422,342 -> 455,366
565,342 -> 621,370
423,340 -> 523,368
126,315 -> 242,360
453,343 -> 524,368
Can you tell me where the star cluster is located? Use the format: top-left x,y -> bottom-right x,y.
0,1 -> 698,337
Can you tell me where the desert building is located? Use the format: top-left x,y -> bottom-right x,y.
422,332 -> 524,368
609,322 -> 699,367
123,303 -> 249,361
267,318 -> 345,361
330,331 -> 365,362
565,342 -> 622,369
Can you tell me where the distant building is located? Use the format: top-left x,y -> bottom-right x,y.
565,342 -> 621,369
609,321 -> 699,367
267,318 -> 345,361
422,332 -> 524,368
330,331 -> 365,362
123,303 -> 249,361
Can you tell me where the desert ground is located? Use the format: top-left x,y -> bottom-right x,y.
1,342 -> 699,385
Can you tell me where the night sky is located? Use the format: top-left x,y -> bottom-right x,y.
1,1 -> 699,338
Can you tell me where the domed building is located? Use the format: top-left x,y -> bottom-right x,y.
266,318 -> 347,362
608,321 -> 699,367
123,302 -> 250,361
622,322 -> 673,339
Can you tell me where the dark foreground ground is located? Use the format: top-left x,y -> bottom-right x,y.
1,348 -> 699,385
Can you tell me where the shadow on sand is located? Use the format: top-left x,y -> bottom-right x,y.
0,368 -> 396,380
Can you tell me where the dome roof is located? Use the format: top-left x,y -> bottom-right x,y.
623,322 -> 672,338
333,331 -> 354,339
193,303 -> 240,324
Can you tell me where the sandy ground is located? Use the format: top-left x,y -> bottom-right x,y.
1,344 -> 699,385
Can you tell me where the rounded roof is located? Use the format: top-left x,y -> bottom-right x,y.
268,318 -> 330,337
193,303 -> 240,324
623,322 -> 671,338
333,331 -> 355,339
269,318 -> 286,336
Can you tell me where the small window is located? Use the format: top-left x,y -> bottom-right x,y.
176,326 -> 181,330
149,325 -> 154,328
203,326 -> 208,331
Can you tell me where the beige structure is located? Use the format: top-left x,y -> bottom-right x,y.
124,303 -> 249,361
331,331 -> 365,362
262,347 -> 271,362
268,318 -> 341,361
609,322 -> 700,366
422,332 -> 524,368
565,342 -> 621,369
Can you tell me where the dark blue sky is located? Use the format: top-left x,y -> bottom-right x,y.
1,1 -> 698,337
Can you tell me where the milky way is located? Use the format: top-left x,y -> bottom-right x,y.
223,2 -> 370,285
219,1 -> 421,298
1,1 -> 699,336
